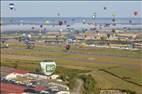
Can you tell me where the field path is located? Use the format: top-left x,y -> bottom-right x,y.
71,79 -> 83,94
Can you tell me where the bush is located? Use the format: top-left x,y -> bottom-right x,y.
79,74 -> 99,94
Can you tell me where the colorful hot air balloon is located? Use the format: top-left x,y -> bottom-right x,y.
9,2 -> 15,10
40,60 -> 56,76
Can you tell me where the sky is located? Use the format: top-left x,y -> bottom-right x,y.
1,1 -> 142,17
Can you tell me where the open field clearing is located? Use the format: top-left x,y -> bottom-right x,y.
1,40 -> 142,94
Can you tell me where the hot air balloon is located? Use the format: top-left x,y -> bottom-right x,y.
65,44 -> 71,51
9,2 -> 15,10
32,26 -> 35,30
134,11 -> 138,16
27,34 -> 32,39
104,7 -> 107,10
112,18 -> 115,22
92,12 -> 96,19
45,20 -> 49,25
22,33 -> 26,37
40,24 -> 43,28
82,19 -> 86,24
112,12 -> 116,17
112,12 -> 116,25
40,60 -> 56,76
64,20 -> 67,25
20,20 -> 24,25
129,20 -> 132,24
58,21 -> 63,26
57,13 -> 60,16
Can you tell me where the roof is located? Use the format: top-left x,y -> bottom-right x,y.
1,83 -> 47,93
33,86 -> 47,91
13,69 -> 28,74
1,66 -> 29,75
1,83 -> 25,93
1,67 -> 15,77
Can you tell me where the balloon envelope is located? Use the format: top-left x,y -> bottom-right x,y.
112,13 -> 116,17
9,3 -> 15,10
104,7 -> 107,10
40,61 -> 56,76
58,21 -> 63,25
45,20 -> 49,25
57,13 -> 60,17
134,11 -> 138,16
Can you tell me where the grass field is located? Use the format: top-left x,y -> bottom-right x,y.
1,39 -> 142,94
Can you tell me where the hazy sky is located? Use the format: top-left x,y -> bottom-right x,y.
1,1 -> 142,17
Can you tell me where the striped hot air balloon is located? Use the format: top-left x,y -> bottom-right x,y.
9,2 -> 15,10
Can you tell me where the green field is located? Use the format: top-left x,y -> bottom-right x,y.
1,40 -> 142,94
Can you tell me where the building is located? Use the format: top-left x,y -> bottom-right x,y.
1,67 -> 70,94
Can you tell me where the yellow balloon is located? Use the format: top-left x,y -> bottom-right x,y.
112,13 -> 116,17
45,20 -> 49,25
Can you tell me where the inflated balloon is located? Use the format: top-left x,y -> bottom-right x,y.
92,12 -> 96,19
93,12 -> 96,15
92,15 -> 95,19
134,11 -> 138,16
64,20 -> 67,24
20,20 -> 24,25
32,26 -> 35,29
82,19 -> 86,24
22,33 -> 26,37
40,61 -> 56,76
57,13 -> 60,16
40,24 -> 43,28
45,20 -> 49,25
104,7 -> 107,10
72,19 -> 75,21
27,34 -> 32,39
58,21 -> 63,26
9,2 -> 15,10
65,44 -> 71,51
59,29 -> 63,32
112,18 -> 115,22
112,13 -> 116,17
129,20 -> 132,24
